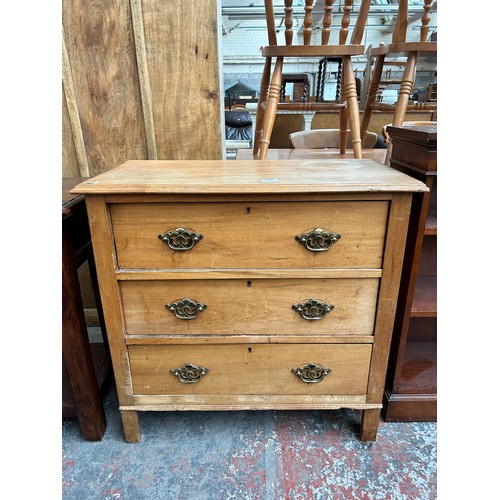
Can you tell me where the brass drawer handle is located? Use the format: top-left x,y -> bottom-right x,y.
296,227 -> 341,252
292,363 -> 331,383
165,298 -> 207,320
292,299 -> 334,320
158,227 -> 203,251
171,363 -> 209,383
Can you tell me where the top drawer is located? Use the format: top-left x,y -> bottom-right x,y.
111,201 -> 388,270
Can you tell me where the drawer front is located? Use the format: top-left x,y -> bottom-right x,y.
121,278 -> 379,336
111,201 -> 388,269
129,343 -> 372,396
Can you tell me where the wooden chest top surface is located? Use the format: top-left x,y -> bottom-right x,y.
71,159 -> 428,195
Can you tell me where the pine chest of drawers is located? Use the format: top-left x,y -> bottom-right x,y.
72,159 -> 427,442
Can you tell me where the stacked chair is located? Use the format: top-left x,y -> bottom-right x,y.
360,0 -> 437,146
253,0 -> 371,160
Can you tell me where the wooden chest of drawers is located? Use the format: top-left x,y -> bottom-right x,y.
72,159 -> 427,442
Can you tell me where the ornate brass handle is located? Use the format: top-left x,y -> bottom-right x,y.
296,227 -> 341,252
292,363 -> 331,383
165,298 -> 207,320
292,299 -> 334,320
158,227 -> 203,251
171,363 -> 209,383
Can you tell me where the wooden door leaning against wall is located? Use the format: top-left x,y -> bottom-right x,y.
62,0 -> 224,180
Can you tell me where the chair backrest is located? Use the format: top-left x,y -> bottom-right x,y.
265,0 -> 371,47
392,0 -> 434,43
290,129 -> 378,149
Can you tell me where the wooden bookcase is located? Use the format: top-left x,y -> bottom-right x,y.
383,124 -> 437,421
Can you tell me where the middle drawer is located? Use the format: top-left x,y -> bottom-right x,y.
121,278 -> 379,336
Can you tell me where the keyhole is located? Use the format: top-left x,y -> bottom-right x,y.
247,280 -> 252,287
246,207 -> 251,214
248,347 -> 252,353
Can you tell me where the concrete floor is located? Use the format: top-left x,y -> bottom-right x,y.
62,380 -> 437,499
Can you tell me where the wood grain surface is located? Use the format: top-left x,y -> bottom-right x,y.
62,0 -> 223,177
62,0 -> 147,175
111,200 -> 388,269
120,278 -> 379,335
141,0 -> 222,159
128,343 -> 372,396
71,159 -> 429,194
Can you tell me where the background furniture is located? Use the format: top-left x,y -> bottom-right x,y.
73,159 -> 426,443
236,148 -> 385,161
254,0 -> 371,159
280,73 -> 310,102
246,109 -> 436,149
62,178 -> 112,440
290,129 -> 377,149
382,120 -> 437,164
383,123 -> 437,421
224,110 -> 253,142
360,0 -> 437,146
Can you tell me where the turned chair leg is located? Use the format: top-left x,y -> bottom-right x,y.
343,57 -> 362,159
384,51 -> 418,165
393,51 -> 418,127
253,57 -> 272,157
259,57 -> 283,160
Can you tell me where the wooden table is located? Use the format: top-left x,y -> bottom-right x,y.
62,178 -> 112,441
236,148 -> 386,162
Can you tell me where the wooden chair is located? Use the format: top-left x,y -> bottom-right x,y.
360,0 -> 437,142
290,129 -> 378,149
254,0 -> 371,160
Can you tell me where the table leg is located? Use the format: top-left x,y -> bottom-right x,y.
62,224 -> 106,441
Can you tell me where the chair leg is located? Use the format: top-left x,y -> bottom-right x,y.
339,62 -> 348,154
343,57 -> 362,159
393,51 -> 418,126
253,57 -> 272,157
360,54 -> 385,141
384,51 -> 418,165
259,57 -> 283,160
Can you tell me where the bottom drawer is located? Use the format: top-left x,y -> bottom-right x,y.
129,343 -> 371,396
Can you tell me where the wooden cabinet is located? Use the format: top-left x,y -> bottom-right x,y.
72,159 -> 427,442
62,178 -> 112,440
383,124 -> 437,421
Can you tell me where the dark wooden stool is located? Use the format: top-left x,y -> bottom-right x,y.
62,177 -> 112,440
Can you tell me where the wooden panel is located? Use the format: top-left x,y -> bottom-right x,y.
111,201 -> 389,269
129,343 -> 372,395
62,84 -> 80,177
120,278 -> 379,335
84,195 -> 136,405
366,193 -> 412,403
141,0 -> 222,159
62,0 -> 148,175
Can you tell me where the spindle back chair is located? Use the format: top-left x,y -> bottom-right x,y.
254,0 -> 371,159
360,0 -> 437,143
